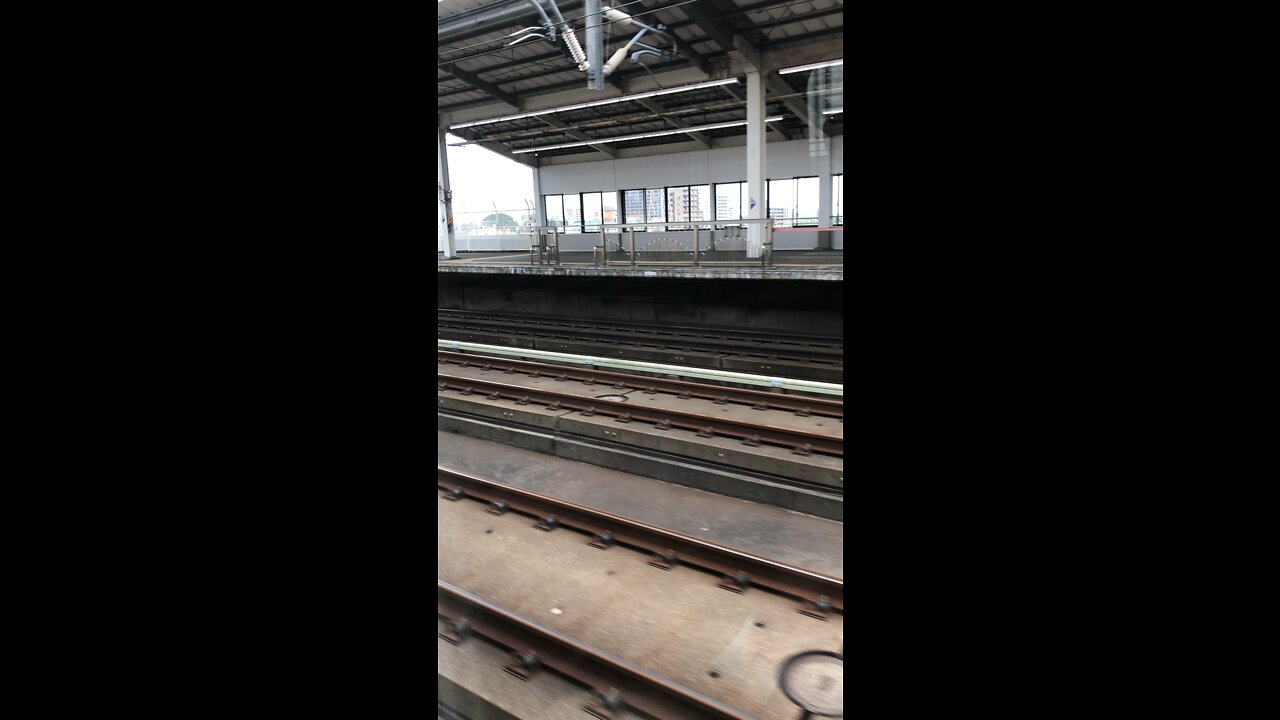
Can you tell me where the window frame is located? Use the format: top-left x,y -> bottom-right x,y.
832,174 -> 843,226
764,175 -> 820,228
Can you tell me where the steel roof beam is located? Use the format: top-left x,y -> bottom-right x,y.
449,126 -> 539,168
442,63 -> 523,110
633,98 -> 710,148
535,115 -> 617,157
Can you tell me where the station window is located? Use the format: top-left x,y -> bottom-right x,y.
622,188 -> 667,230
766,176 -> 819,228
543,195 -> 565,228
714,182 -> 742,222
832,174 -> 843,226
623,189 -> 646,225
665,185 -> 710,226
602,191 -> 619,228
581,192 -> 603,232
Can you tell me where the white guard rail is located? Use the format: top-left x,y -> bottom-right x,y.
437,339 -> 843,397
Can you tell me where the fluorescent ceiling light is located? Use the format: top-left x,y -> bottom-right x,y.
777,59 -> 843,75
513,116 -> 784,153
450,78 -> 741,129
822,108 -> 843,115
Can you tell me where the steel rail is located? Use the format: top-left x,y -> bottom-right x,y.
438,580 -> 758,720
437,315 -> 844,361
438,339 -> 845,396
438,350 -> 844,418
439,308 -> 844,348
438,467 -> 844,614
438,373 -> 843,457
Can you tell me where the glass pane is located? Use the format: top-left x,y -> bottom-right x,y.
768,178 -> 794,228
667,187 -> 688,225
602,191 -> 619,231
645,188 -> 665,229
563,193 -> 582,232
715,183 -> 741,222
624,190 -> 645,225
544,195 -> 563,228
582,192 -> 603,232
690,185 -> 710,225
795,177 -> 819,227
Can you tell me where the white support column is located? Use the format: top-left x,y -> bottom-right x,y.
532,159 -> 546,256
745,70 -> 766,258
438,127 -> 457,259
816,146 -> 833,250
532,160 -> 545,228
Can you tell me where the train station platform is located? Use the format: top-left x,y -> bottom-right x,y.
437,250 -> 844,281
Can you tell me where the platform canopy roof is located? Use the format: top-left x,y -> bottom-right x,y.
438,0 -> 843,165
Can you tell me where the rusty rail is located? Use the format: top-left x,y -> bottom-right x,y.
438,350 -> 843,418
438,373 -> 842,458
438,580 -> 757,720
438,467 -> 844,615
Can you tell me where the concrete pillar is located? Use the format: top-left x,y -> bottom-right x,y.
438,127 -> 457,258
532,159 -> 546,256
532,160 -> 545,228
745,70 -> 766,258
816,145 -> 833,250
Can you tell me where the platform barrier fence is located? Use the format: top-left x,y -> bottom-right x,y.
528,220 -> 775,267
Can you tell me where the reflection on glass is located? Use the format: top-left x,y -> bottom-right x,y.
691,185 -> 710,225
645,188 -> 665,230
715,182 -> 741,222
667,187 -> 687,224
563,193 -> 582,232
582,192 -> 603,232
767,178 -> 795,228
795,177 -> 819,227
602,191 -> 619,231
624,190 -> 645,225
544,195 -> 564,228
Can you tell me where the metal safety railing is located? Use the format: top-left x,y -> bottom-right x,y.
528,219 -> 775,267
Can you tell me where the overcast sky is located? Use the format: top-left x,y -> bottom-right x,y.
444,133 -> 536,217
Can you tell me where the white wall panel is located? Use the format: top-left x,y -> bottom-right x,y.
709,146 -> 745,182
538,139 -> 843,194
540,160 -> 617,194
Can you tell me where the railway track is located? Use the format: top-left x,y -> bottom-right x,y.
438,467 -> 844,615
437,372 -> 843,458
440,310 -> 843,351
438,580 -> 756,720
437,350 -> 843,418
438,310 -> 843,382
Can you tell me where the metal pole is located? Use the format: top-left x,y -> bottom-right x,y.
693,225 -> 699,266
585,0 -> 604,90
630,228 -> 636,266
